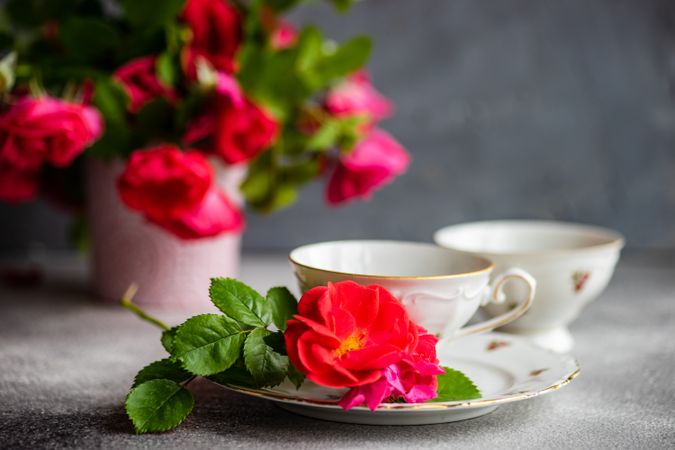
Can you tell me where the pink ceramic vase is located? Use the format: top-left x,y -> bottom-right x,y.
86,157 -> 246,311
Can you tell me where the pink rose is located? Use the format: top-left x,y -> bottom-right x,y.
325,71 -> 393,123
270,20 -> 297,50
0,97 -> 103,169
183,73 -> 278,164
117,145 -> 244,239
326,128 -> 409,205
182,0 -> 241,76
339,329 -> 444,411
114,56 -> 177,113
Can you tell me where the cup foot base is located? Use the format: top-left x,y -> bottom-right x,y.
501,326 -> 574,353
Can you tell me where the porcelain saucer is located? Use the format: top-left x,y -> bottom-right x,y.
216,332 -> 579,425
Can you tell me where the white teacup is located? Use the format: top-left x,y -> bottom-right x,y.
289,240 -> 536,340
434,220 -> 624,352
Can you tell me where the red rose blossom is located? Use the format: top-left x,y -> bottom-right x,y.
182,0 -> 241,76
285,281 -> 420,388
212,98 -> 278,164
0,97 -> 103,169
183,74 -> 278,164
0,97 -> 102,202
117,145 -> 244,239
114,56 -> 177,113
118,146 -> 212,221
326,128 -> 409,205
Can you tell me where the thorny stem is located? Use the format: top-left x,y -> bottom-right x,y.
120,284 -> 170,331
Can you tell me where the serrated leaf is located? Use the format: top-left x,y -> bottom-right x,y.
243,328 -> 289,387
287,364 -> 306,389
208,359 -> 256,388
209,278 -> 270,327
161,326 -> 179,354
431,367 -> 481,402
132,359 -> 191,388
172,314 -> 245,376
263,330 -> 286,355
125,379 -> 194,434
266,287 -> 297,331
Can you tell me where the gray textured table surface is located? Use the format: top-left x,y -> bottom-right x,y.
1,253 -> 674,449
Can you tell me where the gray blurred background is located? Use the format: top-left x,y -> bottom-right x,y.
1,0 -> 674,254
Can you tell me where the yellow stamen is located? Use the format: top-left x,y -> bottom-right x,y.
335,331 -> 366,358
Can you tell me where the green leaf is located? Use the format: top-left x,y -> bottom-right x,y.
209,278 -> 270,327
161,326 -> 179,354
132,358 -> 192,388
263,330 -> 286,355
122,0 -> 186,31
59,17 -> 122,63
93,77 -> 129,126
306,119 -> 342,151
208,358 -> 256,388
156,52 -> 177,87
6,0 -> 84,26
241,152 -> 301,213
125,379 -> 194,434
315,36 -> 372,82
431,367 -> 481,402
86,124 -> 131,159
266,287 -> 297,331
264,0 -> 302,13
286,364 -> 306,389
243,328 -> 289,388
0,51 -> 17,93
267,183 -> 297,212
240,152 -> 274,204
172,314 -> 245,376
331,0 -> 355,12
237,44 -> 312,119
295,26 -> 324,90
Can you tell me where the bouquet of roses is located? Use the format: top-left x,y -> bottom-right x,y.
0,0 -> 409,240
123,279 -> 480,433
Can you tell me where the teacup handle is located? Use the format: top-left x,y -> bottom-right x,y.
453,268 -> 536,339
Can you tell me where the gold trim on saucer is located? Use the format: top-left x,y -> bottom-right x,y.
215,363 -> 580,412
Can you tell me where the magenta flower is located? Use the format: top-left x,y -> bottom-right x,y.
338,332 -> 444,411
325,71 -> 393,123
326,128 -> 409,205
